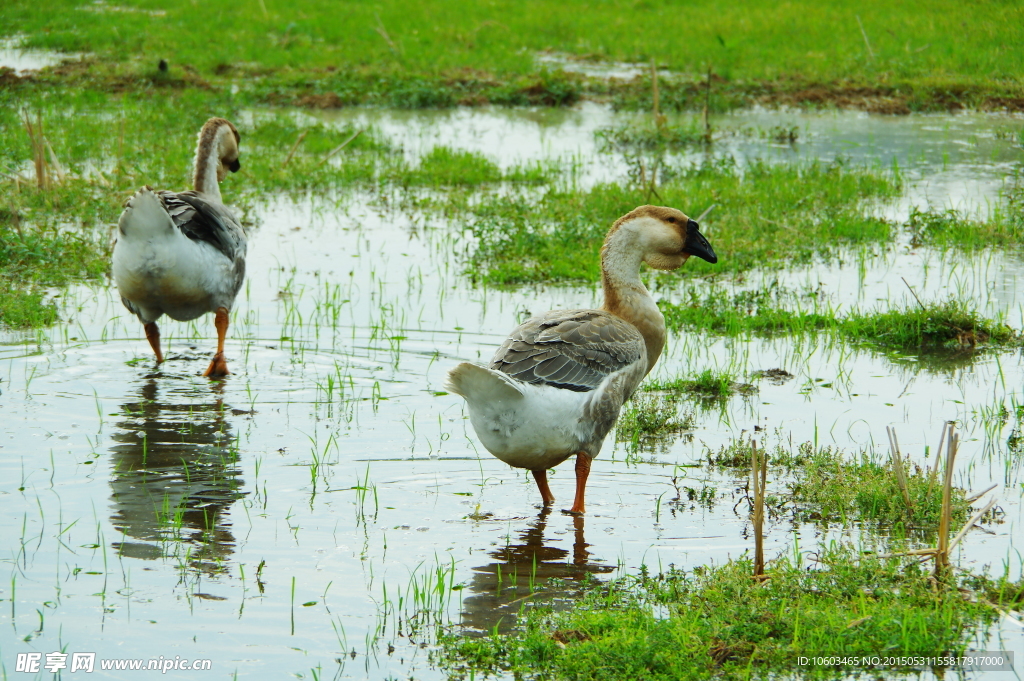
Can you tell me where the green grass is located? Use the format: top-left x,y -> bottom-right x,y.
0,90 -> 554,327
460,159 -> 900,284
3,0 -> 1023,112
439,543 -> 1015,680
0,205 -> 109,327
906,201 -> 1024,250
645,369 -> 756,400
660,285 -> 1021,351
615,394 -> 694,451
706,436 -> 973,529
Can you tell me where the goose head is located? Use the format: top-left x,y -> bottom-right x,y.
195,117 -> 242,183
607,205 -> 718,271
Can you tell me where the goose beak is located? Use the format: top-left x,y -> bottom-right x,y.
684,219 -> 717,264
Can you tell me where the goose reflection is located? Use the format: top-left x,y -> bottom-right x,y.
108,378 -> 246,573
460,508 -> 614,634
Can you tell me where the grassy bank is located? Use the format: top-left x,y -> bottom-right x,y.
440,544 -> 1017,680
3,0 -> 1023,112
439,430 -> 1013,679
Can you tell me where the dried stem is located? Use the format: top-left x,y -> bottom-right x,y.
22,110 -> 48,190
886,426 -> 914,516
317,130 -> 362,168
281,130 -> 308,169
934,425 -> 958,577
702,65 -> 712,143
751,440 -> 767,580
650,59 -> 665,130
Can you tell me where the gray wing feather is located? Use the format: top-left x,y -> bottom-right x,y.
490,309 -> 644,392
156,190 -> 247,262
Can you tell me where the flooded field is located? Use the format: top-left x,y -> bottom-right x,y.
2,106 -> 1023,679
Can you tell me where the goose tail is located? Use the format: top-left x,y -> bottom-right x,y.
118,187 -> 175,239
445,362 -> 524,402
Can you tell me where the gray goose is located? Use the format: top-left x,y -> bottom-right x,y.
112,117 -> 246,377
446,205 -> 717,513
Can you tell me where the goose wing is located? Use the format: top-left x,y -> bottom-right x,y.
156,190 -> 247,262
490,309 -> 644,392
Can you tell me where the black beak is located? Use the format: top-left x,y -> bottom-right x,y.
228,159 -> 241,173
684,219 -> 717,264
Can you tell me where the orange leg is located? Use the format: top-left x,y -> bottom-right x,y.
144,322 -> 163,363
565,452 -> 591,515
203,307 -> 231,377
532,469 -> 555,506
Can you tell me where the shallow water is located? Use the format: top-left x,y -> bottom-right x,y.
2,106 -> 1024,679
0,36 -> 83,72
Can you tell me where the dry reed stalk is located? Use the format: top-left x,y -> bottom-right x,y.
650,59 -> 665,130
926,422 -> 948,496
317,130 -> 362,168
965,484 -> 997,504
281,130 -> 307,169
947,496 -> 997,552
856,15 -> 875,60
22,110 -> 48,190
44,137 -> 65,183
374,14 -> 400,56
695,203 -> 717,223
117,114 -> 126,175
702,65 -> 712,143
886,426 -> 914,516
934,425 -> 958,577
751,440 -> 767,580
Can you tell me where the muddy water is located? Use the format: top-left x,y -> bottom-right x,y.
2,108 -> 1023,679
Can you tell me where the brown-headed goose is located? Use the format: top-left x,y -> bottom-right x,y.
446,205 -> 717,514
112,117 -> 246,377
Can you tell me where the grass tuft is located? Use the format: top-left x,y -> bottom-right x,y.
615,394 -> 694,451
645,369 -> 756,400
661,286 -> 1020,351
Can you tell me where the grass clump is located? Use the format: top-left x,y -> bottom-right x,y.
646,369 -> 757,400
906,202 -> 1024,251
616,393 -> 694,451
595,119 -> 707,153
843,299 -> 1018,348
786,444 -> 971,528
398,146 -> 553,186
439,543 -> 1006,680
661,285 -> 1020,350
462,159 -> 898,285
0,209 -> 109,328
707,437 -> 972,529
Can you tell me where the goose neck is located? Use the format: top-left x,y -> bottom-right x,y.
600,238 -> 666,374
192,128 -> 224,200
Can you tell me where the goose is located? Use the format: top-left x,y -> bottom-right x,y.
446,205 -> 717,514
112,117 -> 246,377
